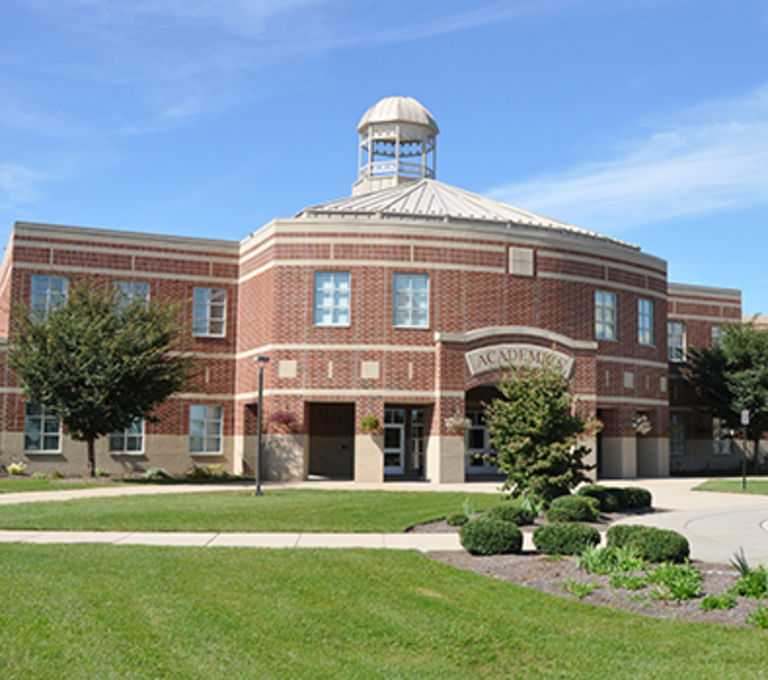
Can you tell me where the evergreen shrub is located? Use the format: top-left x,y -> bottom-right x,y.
533,522 -> 600,555
459,519 -> 523,555
605,524 -> 645,548
487,501 -> 537,525
625,527 -> 690,563
545,495 -> 600,523
622,487 -> 652,509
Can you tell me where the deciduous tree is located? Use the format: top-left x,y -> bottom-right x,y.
685,321 -> 768,472
10,279 -> 192,476
484,361 -> 596,502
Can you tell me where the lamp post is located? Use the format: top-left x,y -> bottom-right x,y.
253,355 -> 270,496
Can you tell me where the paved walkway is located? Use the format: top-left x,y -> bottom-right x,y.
0,477 -> 766,563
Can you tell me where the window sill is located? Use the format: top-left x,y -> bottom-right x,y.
393,325 -> 430,331
109,451 -> 146,457
24,450 -> 63,455
192,333 -> 227,339
313,324 -> 351,329
190,451 -> 223,457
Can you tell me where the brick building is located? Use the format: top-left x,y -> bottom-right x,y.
0,96 -> 742,481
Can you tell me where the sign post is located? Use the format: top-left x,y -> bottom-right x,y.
741,409 -> 750,491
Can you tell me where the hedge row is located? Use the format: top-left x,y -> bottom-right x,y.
577,485 -> 652,511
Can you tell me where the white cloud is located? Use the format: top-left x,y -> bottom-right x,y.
487,85 -> 768,231
0,164 -> 42,204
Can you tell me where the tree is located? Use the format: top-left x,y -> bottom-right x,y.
10,279 -> 193,476
685,322 -> 768,473
484,361 -> 596,502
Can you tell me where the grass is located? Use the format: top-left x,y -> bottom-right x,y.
0,478 -> 112,494
0,489 -> 503,532
694,479 -> 768,495
1,545 -> 767,679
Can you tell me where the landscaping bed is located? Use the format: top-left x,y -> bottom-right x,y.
425,550 -> 752,627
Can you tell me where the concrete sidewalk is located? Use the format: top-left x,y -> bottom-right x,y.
0,476 -> 767,564
0,529 -> 464,551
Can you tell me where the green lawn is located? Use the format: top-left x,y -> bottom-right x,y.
0,489 -> 502,532
0,478 -> 111,494
694,479 -> 768,495
0,545 -> 765,679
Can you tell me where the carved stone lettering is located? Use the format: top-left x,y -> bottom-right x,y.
465,344 -> 574,377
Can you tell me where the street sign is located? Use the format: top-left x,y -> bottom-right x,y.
741,409 -> 750,426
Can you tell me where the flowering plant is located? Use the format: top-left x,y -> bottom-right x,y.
7,460 -> 27,476
444,413 -> 471,435
631,414 -> 651,436
268,410 -> 297,433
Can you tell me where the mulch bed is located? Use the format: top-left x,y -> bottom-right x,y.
411,513 -> 762,627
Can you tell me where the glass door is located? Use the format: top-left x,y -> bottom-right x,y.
384,408 -> 405,475
465,409 -> 498,474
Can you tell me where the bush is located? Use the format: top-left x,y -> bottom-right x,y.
7,460 -> 27,476
446,513 -> 468,527
487,501 -> 537,525
622,487 -> 652,509
647,561 -> 703,600
609,572 -> 647,590
700,594 -> 737,611
625,527 -> 690,563
562,579 -> 598,599
606,524 -> 646,548
533,522 -> 600,555
545,495 -> 599,523
747,604 -> 768,629
730,563 -> 768,598
576,545 -> 645,575
577,485 -> 619,512
460,519 -> 523,555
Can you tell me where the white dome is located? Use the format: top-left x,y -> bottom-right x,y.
357,95 -> 439,133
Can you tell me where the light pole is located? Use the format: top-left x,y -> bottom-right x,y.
253,355 -> 270,496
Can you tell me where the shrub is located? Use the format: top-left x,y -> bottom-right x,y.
49,469 -> 64,479
446,513 -> 468,527
700,594 -> 737,611
622,487 -> 652,509
576,545 -> 645,575
747,604 -> 768,629
577,484 -> 619,512
487,501 -> 537,525
31,471 -> 47,480
546,495 -> 599,523
647,561 -> 703,600
460,519 -> 523,555
562,579 -> 598,599
625,527 -> 690,563
606,524 -> 645,548
730,563 -> 768,598
533,522 -> 600,555
95,466 -> 109,478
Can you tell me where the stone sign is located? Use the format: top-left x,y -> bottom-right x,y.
465,343 -> 574,377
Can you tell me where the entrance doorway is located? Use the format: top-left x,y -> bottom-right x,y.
384,406 -> 426,479
465,385 -> 503,477
308,402 -> 354,479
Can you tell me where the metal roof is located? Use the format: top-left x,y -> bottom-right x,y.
297,178 -> 638,250
357,96 -> 439,134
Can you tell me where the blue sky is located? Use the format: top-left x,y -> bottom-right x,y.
1,0 -> 766,313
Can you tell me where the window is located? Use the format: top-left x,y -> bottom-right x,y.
509,247 -> 534,276
638,298 -> 654,345
24,403 -> 61,452
189,404 -> 223,453
595,291 -> 617,340
30,275 -> 68,318
193,287 -> 226,336
109,419 -> 144,454
115,281 -> 150,312
668,321 -> 686,361
393,273 -> 429,328
711,325 -> 725,347
669,414 -> 686,457
313,272 -> 350,326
